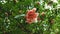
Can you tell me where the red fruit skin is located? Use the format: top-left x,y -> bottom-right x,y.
26,8 -> 38,24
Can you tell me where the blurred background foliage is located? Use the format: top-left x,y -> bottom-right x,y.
0,0 -> 60,34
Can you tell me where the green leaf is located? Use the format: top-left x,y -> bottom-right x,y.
14,14 -> 25,18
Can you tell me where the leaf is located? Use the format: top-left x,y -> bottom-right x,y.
14,14 -> 25,18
